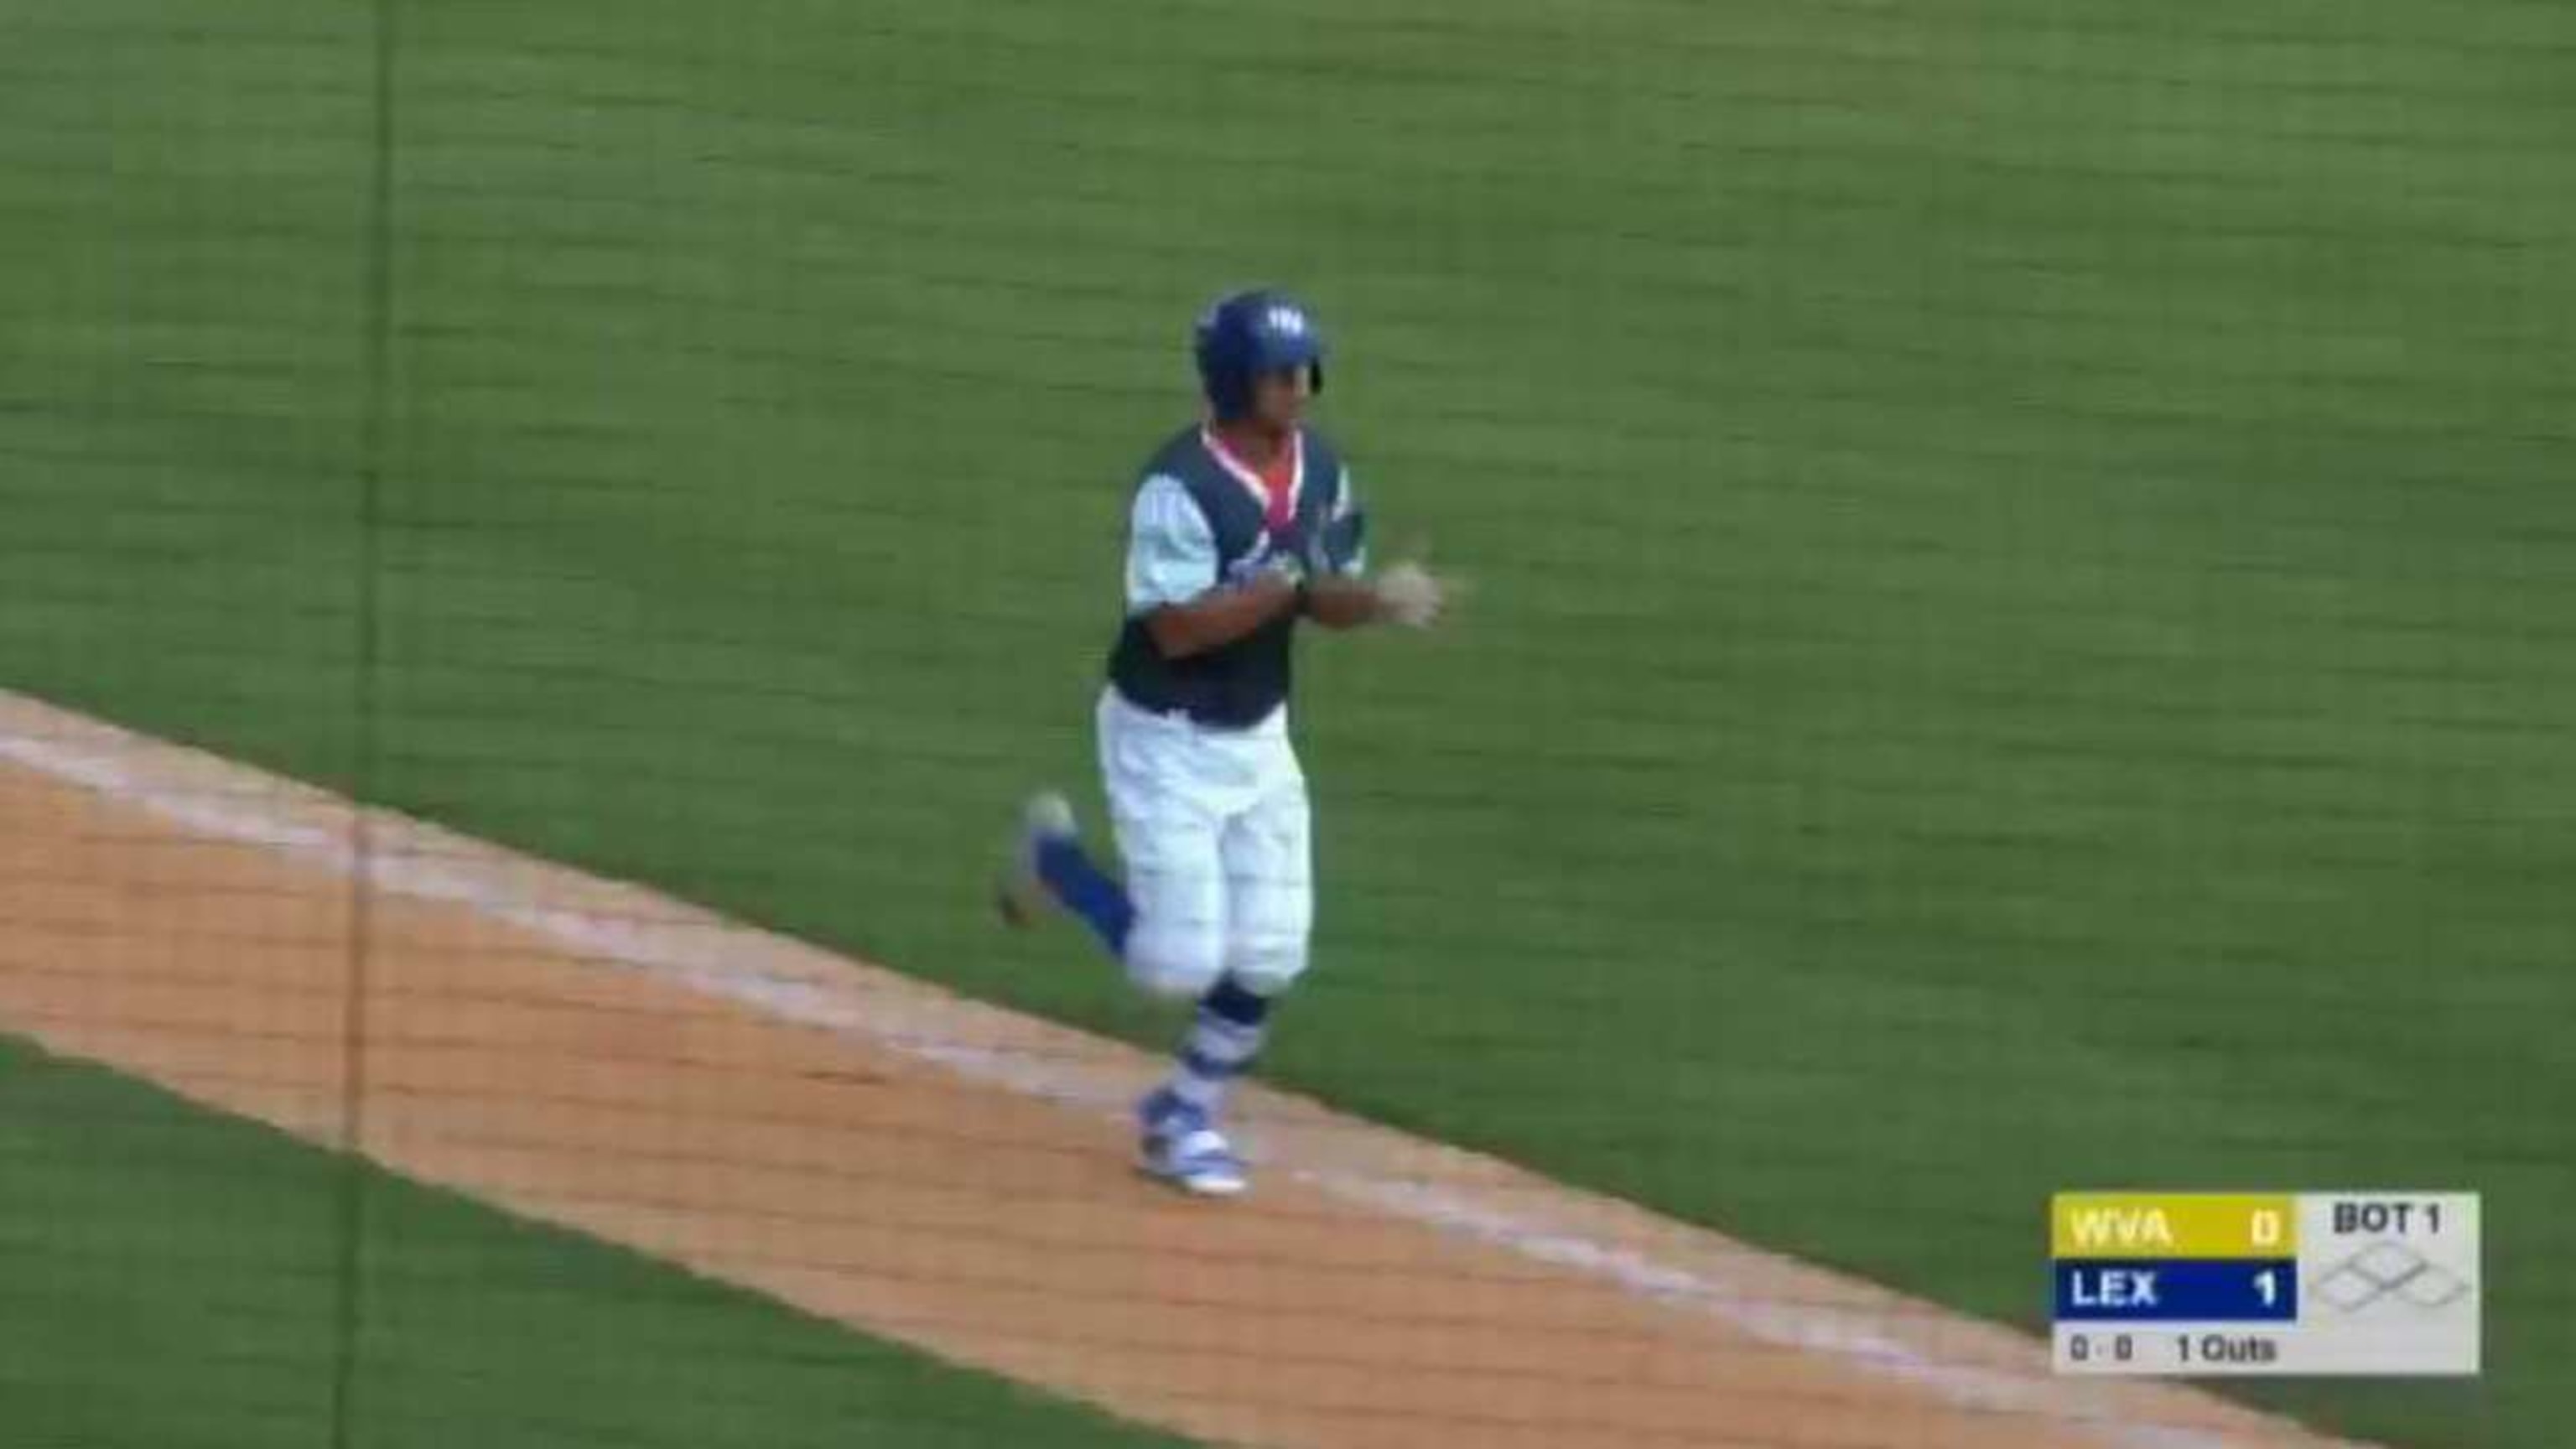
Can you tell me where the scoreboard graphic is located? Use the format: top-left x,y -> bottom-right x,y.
2049,1192 -> 2480,1375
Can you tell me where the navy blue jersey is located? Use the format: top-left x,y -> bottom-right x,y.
1106,426 -> 1363,728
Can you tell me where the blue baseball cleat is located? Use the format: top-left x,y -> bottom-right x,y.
1136,1087 -> 1248,1197
996,791 -> 1078,928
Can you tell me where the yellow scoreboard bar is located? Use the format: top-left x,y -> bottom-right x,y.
2051,1193 -> 2296,1259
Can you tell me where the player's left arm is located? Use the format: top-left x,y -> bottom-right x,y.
1303,465 -> 1444,631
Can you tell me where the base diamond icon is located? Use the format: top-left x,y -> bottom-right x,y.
2398,1265 -> 2468,1308
2311,1240 -> 2468,1314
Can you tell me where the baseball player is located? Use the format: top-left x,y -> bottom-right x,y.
1000,288 -> 1446,1196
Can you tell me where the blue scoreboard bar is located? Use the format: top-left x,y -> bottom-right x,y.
2054,1259 -> 2296,1321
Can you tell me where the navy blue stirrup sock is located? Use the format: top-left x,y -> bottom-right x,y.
1035,834 -> 1135,957
1165,977 -> 1273,1117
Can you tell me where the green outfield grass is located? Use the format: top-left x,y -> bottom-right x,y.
3,1 -> 2572,1444
0,1036 -> 1184,1448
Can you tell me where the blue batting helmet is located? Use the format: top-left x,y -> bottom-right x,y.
1194,289 -> 1325,420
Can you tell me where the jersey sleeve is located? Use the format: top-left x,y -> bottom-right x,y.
1323,465 -> 1368,575
1124,474 -> 1218,615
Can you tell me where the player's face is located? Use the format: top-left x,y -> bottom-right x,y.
1249,366 -> 1312,431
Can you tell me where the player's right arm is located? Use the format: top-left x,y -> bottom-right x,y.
1146,577 -> 1305,658
1127,475 -> 1301,660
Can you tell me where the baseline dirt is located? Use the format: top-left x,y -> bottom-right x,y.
0,693 -> 2358,1448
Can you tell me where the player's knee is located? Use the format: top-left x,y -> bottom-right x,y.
1124,922 -> 1224,1000
1223,930 -> 1309,998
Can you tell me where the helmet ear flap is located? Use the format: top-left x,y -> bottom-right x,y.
1211,370 -> 1254,419
1309,361 -> 1325,397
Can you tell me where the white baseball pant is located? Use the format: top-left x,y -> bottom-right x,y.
1095,688 -> 1312,999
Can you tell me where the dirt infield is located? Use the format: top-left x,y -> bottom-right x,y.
0,691 -> 2360,1449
